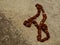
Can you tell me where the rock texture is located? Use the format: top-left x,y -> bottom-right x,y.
0,0 -> 60,45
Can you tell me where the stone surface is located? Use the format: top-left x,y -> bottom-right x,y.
0,0 -> 60,45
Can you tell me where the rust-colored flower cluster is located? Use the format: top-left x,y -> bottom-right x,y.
23,3 -> 50,42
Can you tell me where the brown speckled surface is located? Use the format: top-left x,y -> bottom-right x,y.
0,0 -> 60,45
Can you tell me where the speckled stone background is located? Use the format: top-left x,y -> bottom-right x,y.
0,0 -> 60,45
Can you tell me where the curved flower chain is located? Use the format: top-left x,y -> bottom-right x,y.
23,3 -> 50,42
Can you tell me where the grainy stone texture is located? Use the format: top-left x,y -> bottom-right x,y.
0,0 -> 60,45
